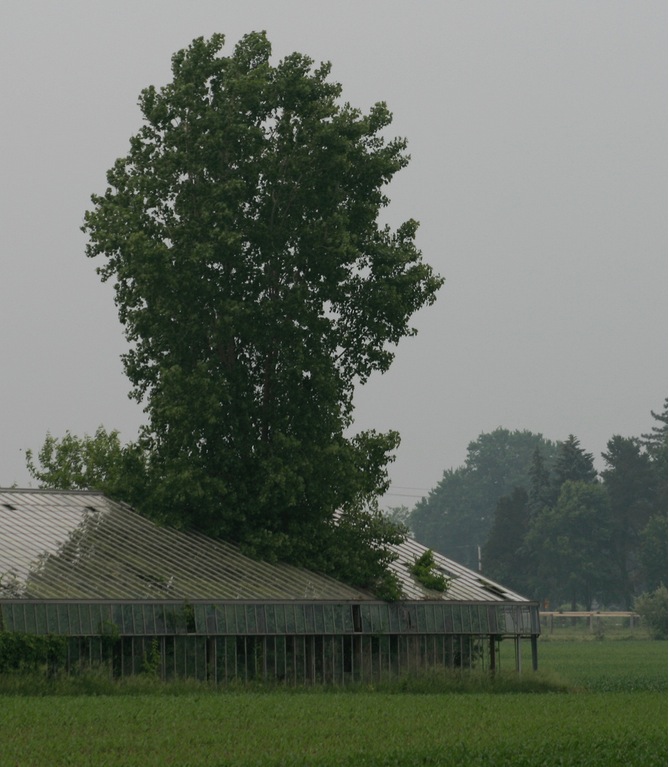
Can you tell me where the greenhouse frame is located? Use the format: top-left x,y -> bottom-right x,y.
0,489 -> 540,683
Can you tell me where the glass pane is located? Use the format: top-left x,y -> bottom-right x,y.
285,604 -> 296,633
415,605 -> 427,633
77,604 -> 91,635
204,604 -> 218,634
111,604 -> 124,633
387,605 -> 400,633
274,605 -> 287,634
470,606 -> 482,633
313,604 -> 324,634
432,604 -> 445,633
293,605 -> 306,633
208,605 -> 224,634
442,605 -> 453,633
254,605 -> 266,634
319,605 -> 332,633
235,605 -> 248,633
451,606 -> 462,633
144,604 -> 157,635
332,605 -> 345,633
461,605 -> 472,634
359,605 -> 372,633
3,604 -> 19,633
99,604 -> 114,633
21,604 -> 36,634
132,604 -> 146,634
35,604 -> 48,634
67,604 -> 81,634
46,603 -> 59,633
245,605 -> 257,633
264,605 -> 276,634
224,604 -> 238,633
303,604 -> 315,634
340,605 -> 353,633
424,604 -> 436,633
122,604 -> 134,634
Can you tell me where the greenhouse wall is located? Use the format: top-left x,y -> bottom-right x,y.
0,599 -> 540,682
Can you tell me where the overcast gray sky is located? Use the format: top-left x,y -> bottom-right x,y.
1,1 -> 666,508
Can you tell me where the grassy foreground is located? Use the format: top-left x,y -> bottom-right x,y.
1,641 -> 666,767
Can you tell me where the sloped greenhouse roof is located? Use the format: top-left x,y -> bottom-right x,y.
0,489 -> 530,603
388,536 -> 528,602
0,489 -> 370,600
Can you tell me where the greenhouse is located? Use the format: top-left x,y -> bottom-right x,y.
0,489 -> 540,683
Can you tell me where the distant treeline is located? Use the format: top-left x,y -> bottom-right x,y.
396,399 -> 667,610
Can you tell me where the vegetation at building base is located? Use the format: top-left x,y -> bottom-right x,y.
408,400 -> 668,614
25,31 -> 444,599
0,642 -> 665,767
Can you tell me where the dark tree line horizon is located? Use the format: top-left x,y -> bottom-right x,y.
403,400 -> 667,610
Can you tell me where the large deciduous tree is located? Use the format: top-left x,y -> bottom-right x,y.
81,33 -> 442,587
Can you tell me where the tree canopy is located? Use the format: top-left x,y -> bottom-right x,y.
407,405 -> 667,608
75,32 -> 442,592
410,428 -> 557,568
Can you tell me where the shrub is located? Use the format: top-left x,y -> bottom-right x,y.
634,585 -> 668,639
0,632 -> 67,674
409,550 -> 449,592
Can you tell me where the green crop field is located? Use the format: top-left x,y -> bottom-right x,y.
1,641 -> 666,766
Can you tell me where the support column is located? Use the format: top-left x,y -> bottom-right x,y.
531,635 -> 538,671
488,635 -> 496,674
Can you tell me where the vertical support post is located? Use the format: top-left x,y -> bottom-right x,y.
514,636 -> 522,673
531,635 -> 538,672
488,635 -> 496,674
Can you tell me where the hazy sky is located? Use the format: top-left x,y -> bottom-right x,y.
1,1 -> 666,509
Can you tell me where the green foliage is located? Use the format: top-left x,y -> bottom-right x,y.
553,434 -> 598,490
25,427 -> 148,507
634,585 -> 668,640
481,487 -> 530,593
141,638 -> 162,677
526,481 -> 615,609
601,435 -> 656,604
410,428 -> 557,568
639,513 -> 668,591
0,632 -> 67,674
26,427 -> 123,492
408,549 -> 448,592
0,646 -> 666,767
77,32 -> 440,591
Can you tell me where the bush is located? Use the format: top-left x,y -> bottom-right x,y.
634,585 -> 668,639
0,632 -> 67,674
408,550 -> 449,592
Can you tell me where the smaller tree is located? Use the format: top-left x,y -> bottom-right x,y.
601,435 -> 655,604
634,585 -> 668,640
481,487 -> 531,595
528,446 -> 553,515
26,428 -> 150,510
553,435 -> 598,492
639,513 -> 668,591
525,481 -> 615,609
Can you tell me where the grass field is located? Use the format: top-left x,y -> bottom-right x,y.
1,641 -> 666,766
